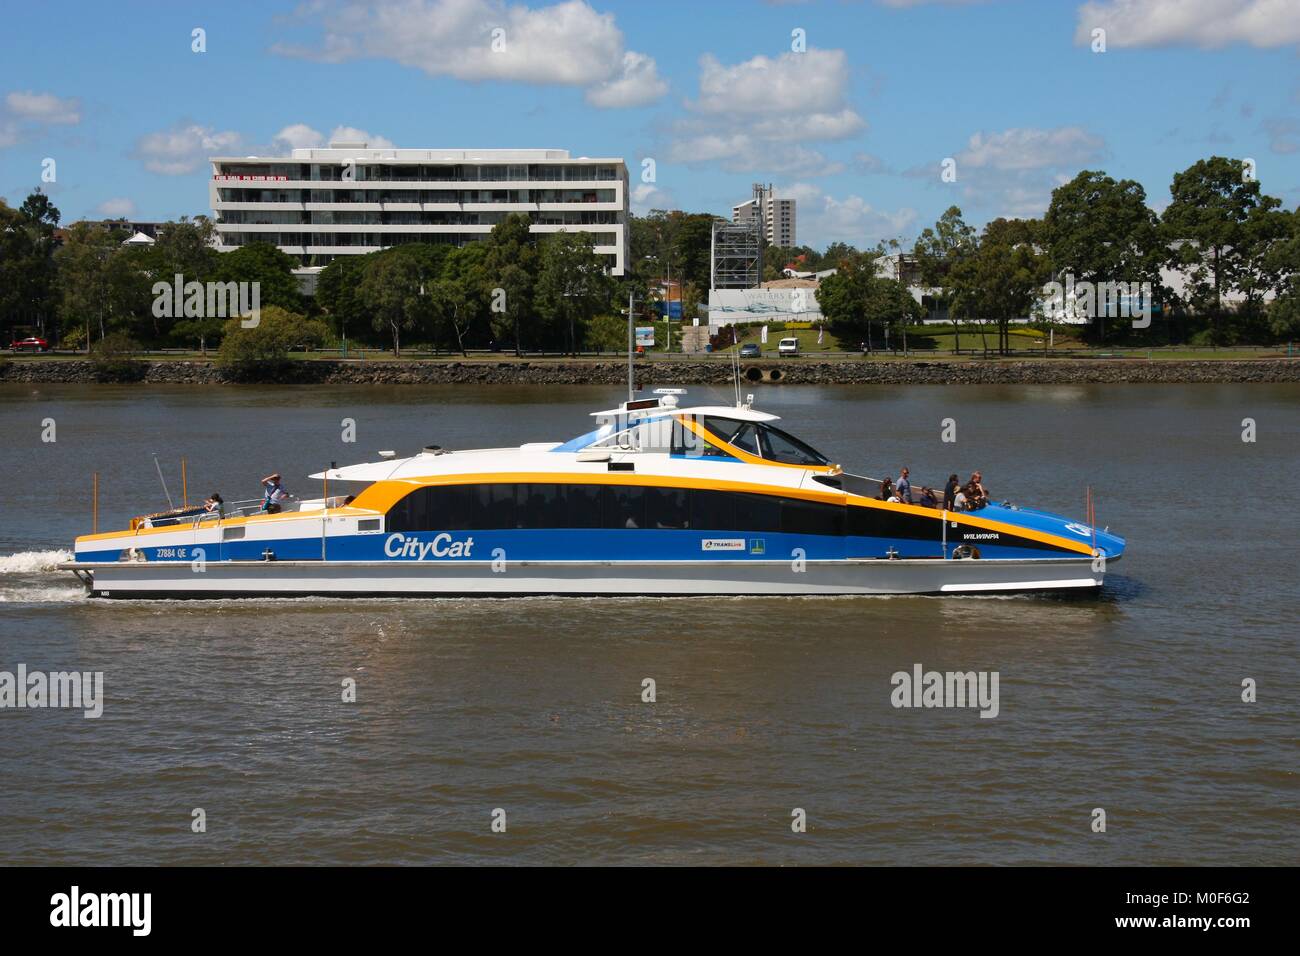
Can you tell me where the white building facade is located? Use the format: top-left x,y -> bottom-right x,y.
208,144 -> 629,275
732,183 -> 796,248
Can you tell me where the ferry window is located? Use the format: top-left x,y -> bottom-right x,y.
690,490 -> 734,530
478,484 -> 516,529
758,424 -> 830,466
601,485 -> 644,529
564,483 -> 603,528
729,423 -> 761,457
515,484 -> 559,529
702,416 -> 744,443
781,498 -> 844,536
387,486 -> 428,531
441,485 -> 476,531
733,492 -> 782,533
645,486 -> 690,529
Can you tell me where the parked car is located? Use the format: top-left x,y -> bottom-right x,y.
739,343 -> 761,358
777,337 -> 800,357
9,336 -> 49,353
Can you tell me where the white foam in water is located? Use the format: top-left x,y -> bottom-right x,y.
0,549 -> 74,574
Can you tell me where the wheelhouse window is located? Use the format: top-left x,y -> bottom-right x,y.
759,424 -> 830,466
700,417 -> 830,466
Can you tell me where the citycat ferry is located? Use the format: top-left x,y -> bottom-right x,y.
63,390 -> 1124,599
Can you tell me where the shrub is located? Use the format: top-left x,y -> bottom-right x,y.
90,332 -> 145,383
217,306 -> 329,381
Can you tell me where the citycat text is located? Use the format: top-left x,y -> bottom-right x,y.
384,532 -> 475,559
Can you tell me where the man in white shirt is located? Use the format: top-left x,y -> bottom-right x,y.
261,473 -> 290,513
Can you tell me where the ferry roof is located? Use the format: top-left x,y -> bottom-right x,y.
590,403 -> 779,422
313,404 -> 793,484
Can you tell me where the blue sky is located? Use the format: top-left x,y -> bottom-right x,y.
2,0 -> 1297,249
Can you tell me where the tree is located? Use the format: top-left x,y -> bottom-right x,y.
481,214 -> 537,354
818,250 -> 919,350
0,190 -> 61,338
216,305 -> 328,379
535,231 -> 614,354
428,243 -> 488,355
913,205 -> 977,347
817,251 -> 876,345
1042,171 -> 1164,341
316,254 -> 367,348
149,217 -> 218,285
950,218 -> 1050,355
209,242 -> 304,316
359,252 -> 425,356
1162,157 -> 1271,340
54,222 -> 120,349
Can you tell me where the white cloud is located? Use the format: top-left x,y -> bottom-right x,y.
1075,0 -> 1300,49
630,182 -> 675,215
272,122 -> 326,150
667,48 -> 864,174
134,123 -> 243,175
691,49 -> 859,117
911,126 -> 1109,219
271,123 -> 396,151
956,126 -> 1105,171
4,91 -> 81,125
273,0 -> 666,108
585,52 -> 668,109
326,125 -> 395,148
96,197 -> 137,218
778,181 -> 917,248
0,89 -> 82,149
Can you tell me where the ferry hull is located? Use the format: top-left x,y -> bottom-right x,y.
64,557 -> 1110,599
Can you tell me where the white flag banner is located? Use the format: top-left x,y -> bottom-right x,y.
761,325 -> 769,344
817,324 -> 824,345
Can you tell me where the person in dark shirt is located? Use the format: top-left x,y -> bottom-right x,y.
943,474 -> 959,511
919,486 -> 938,508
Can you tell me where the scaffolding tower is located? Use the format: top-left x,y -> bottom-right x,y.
710,219 -> 762,290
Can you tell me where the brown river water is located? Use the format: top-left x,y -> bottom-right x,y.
0,382 -> 1295,864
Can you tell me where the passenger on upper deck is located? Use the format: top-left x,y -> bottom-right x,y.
260,473 -> 291,514
966,472 -> 989,510
943,475 -> 959,511
896,467 -> 913,504
203,493 -> 224,515
919,486 -> 938,508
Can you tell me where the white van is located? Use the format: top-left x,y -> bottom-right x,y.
778,337 -> 800,357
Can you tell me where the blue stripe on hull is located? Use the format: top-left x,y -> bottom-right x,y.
80,527 -> 1088,565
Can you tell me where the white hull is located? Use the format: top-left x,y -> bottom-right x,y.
65,557 -> 1109,599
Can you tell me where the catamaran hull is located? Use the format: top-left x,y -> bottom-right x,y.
64,557 -> 1111,599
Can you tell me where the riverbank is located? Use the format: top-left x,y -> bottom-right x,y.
2,357 -> 1297,386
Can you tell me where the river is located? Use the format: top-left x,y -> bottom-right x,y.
0,382 -> 1295,864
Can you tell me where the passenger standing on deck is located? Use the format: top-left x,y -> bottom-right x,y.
896,467 -> 913,504
943,474 -> 959,511
260,473 -> 290,513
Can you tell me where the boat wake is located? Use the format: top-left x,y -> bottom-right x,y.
0,549 -> 73,574
0,550 -> 83,603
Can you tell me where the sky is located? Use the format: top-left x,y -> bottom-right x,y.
1,0 -> 1298,250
